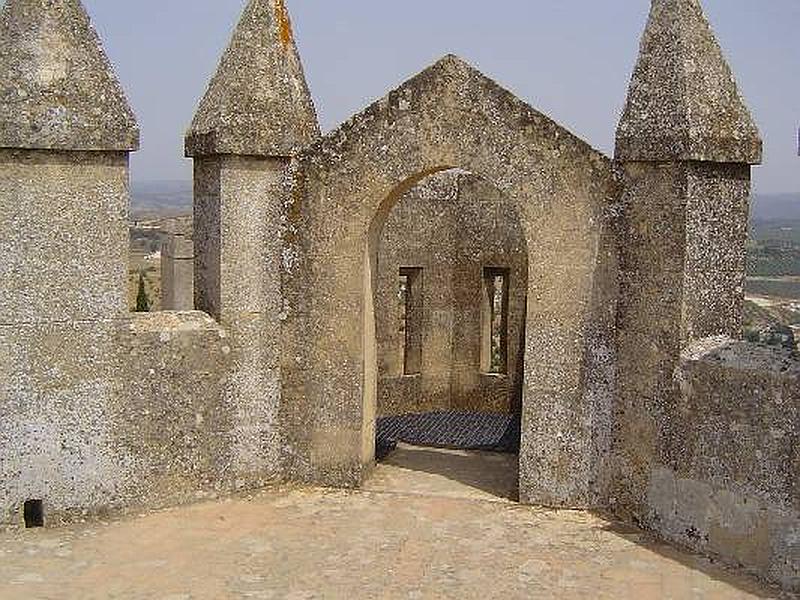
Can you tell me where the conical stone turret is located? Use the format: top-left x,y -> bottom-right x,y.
616,0 -> 761,164
186,0 -> 319,157
187,0 -> 319,484
0,0 -> 139,151
612,0 -> 761,528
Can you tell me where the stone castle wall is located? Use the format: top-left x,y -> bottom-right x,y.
645,337 -> 800,590
0,307 -> 272,527
161,233 -> 195,311
0,149 -> 243,526
1,0 -> 798,592
0,150 -> 130,322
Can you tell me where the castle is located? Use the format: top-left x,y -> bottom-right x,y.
0,0 -> 797,592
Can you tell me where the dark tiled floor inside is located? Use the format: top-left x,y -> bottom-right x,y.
376,410 -> 520,460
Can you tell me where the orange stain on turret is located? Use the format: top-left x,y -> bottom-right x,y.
274,0 -> 293,47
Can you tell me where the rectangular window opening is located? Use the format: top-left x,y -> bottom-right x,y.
481,267 -> 509,375
23,499 -> 44,528
399,267 -> 423,375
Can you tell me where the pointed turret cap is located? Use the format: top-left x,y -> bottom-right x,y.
0,0 -> 139,151
186,0 -> 320,157
616,0 -> 761,164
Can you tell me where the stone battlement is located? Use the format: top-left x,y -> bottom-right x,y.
0,0 -> 796,592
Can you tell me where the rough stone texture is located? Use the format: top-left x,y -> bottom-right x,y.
644,337 -> 800,591
200,158 -> 286,321
4,0 -> 798,593
0,150 -> 129,322
279,54 -> 619,507
0,0 -> 139,151
376,171 -> 528,417
0,320 -> 126,525
160,233 -> 194,311
185,0 -> 319,157
683,162 -> 751,340
0,312 -> 234,527
616,0 -> 761,164
608,166 -> 790,584
113,312 -> 234,510
606,3 -> 797,589
613,162 -> 686,516
377,174 -> 459,416
451,174 -> 529,414
193,156 -> 286,482
185,0 -> 320,483
0,1 -> 254,523
613,164 -> 753,518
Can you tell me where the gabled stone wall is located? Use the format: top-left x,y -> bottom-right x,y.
1,0 -> 798,592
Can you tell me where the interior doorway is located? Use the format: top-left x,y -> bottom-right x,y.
369,169 -> 528,501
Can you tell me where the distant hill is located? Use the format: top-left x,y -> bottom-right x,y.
751,193 -> 800,223
747,194 -> 800,278
749,194 -> 800,247
131,180 -> 192,219
129,183 -> 798,226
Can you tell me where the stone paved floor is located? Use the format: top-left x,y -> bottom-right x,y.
367,442 -> 520,502
0,447 -> 790,599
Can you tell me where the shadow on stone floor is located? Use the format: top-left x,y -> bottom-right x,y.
368,443 -> 519,502
594,519 -> 789,599
367,445 -> 788,598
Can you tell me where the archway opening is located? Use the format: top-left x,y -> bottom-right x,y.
364,169 -> 528,501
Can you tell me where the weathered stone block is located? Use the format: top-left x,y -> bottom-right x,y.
675,337 -> 800,510
675,478 -> 714,541
0,150 -> 129,322
615,0 -> 761,163
221,312 -> 283,484
185,0 -> 319,157
120,312 -> 233,501
161,234 -> 195,311
0,320 -> 126,526
708,489 -> 771,571
647,467 -> 677,530
193,156 -> 287,320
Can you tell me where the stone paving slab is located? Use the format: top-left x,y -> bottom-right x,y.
366,443 -> 520,502
0,480 -> 788,599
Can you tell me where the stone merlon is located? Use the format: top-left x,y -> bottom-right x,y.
186,0 -> 320,158
615,0 -> 761,164
0,0 -> 139,152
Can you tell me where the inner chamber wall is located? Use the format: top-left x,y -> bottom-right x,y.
374,170 -> 529,417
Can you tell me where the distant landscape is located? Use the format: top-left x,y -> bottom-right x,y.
128,183 -> 800,347
131,184 -> 799,224
131,180 -> 193,220
128,181 -> 193,311
747,194 -> 800,294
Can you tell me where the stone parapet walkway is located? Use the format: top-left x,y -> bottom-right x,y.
0,450 -> 789,599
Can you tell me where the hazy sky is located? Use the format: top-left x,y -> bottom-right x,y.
18,1 -> 800,193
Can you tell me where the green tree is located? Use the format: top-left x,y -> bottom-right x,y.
135,271 -> 151,312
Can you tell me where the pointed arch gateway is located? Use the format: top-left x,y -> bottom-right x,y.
280,55 -> 619,507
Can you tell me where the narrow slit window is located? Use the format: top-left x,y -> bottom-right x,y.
399,267 -> 423,375
23,499 -> 44,528
481,267 -> 509,374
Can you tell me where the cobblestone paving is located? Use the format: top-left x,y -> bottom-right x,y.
0,469 -> 789,600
